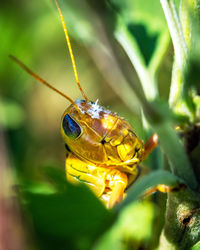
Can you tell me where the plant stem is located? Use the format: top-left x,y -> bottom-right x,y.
115,23 -> 158,101
111,15 -> 198,190
159,190 -> 200,249
161,0 -> 196,118
160,0 -> 187,70
161,0 -> 188,111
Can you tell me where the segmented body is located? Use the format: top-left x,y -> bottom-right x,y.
61,100 -> 145,208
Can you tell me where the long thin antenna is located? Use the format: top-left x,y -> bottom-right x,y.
9,55 -> 80,110
54,0 -> 88,102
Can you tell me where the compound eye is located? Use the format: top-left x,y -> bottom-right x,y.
62,114 -> 82,139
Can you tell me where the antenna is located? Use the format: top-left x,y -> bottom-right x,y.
9,55 -> 80,110
54,0 -> 88,102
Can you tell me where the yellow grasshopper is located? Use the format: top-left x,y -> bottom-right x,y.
10,0 -> 158,208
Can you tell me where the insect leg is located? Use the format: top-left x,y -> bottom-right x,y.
143,133 -> 159,160
65,153 -> 129,208
65,153 -> 106,197
103,170 -> 128,208
142,183 -> 186,198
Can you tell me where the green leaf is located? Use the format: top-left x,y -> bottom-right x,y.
192,241 -> 200,250
21,181 -> 56,195
42,166 -> 68,191
94,200 -> 154,250
57,0 -> 169,101
154,122 -> 198,190
23,180 -> 115,250
110,0 -> 169,72
115,170 -> 182,211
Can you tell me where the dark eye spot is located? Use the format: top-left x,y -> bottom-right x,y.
62,114 -> 82,139
101,138 -> 106,144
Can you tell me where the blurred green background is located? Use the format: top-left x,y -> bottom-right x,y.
2,0 -> 122,172
1,0 -> 172,170
0,0 -> 174,249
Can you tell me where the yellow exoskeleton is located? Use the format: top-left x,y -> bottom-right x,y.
10,0 -> 158,208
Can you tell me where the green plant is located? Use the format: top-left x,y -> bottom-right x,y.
1,0 -> 200,249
